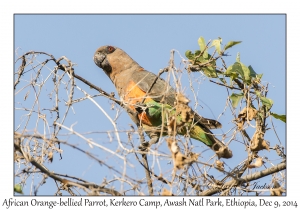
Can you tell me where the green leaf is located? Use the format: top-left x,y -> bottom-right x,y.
225,65 -> 239,80
248,65 -> 257,78
224,41 -> 242,51
225,61 -> 251,84
198,36 -> 206,51
270,112 -> 286,123
14,184 -> 23,194
198,37 -> 206,51
230,92 -> 244,108
232,62 -> 243,76
240,63 -> 251,84
211,38 -> 222,54
185,50 -> 194,60
225,65 -> 232,74
260,97 -> 274,110
202,66 -> 218,78
194,50 -> 201,56
198,37 -> 208,58
195,54 -> 206,63
255,91 -> 274,110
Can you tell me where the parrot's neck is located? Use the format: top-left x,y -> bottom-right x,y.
111,64 -> 142,82
108,50 -> 142,82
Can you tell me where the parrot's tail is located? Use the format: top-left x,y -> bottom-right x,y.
189,125 -> 233,159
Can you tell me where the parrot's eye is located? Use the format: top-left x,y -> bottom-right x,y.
107,46 -> 115,53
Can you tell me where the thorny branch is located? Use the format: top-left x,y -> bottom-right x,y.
14,133 -> 122,196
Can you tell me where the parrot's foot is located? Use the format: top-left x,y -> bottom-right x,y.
138,141 -> 150,151
212,143 -> 233,159
138,133 -> 159,151
149,134 -> 159,145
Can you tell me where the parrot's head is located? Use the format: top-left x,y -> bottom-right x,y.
94,45 -> 141,80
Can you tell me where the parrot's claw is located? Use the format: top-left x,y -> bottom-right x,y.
138,132 -> 159,151
138,141 -> 150,151
148,133 -> 159,145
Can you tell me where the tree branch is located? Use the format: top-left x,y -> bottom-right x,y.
201,162 -> 286,196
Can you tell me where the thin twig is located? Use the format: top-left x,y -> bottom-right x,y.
137,127 -> 154,195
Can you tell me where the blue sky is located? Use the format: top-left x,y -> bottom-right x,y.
14,14 -> 286,195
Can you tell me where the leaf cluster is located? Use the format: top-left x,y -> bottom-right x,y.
185,36 -> 285,124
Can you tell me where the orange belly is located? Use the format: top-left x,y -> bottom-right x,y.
123,80 -> 154,126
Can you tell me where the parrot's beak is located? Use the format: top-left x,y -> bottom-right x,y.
93,52 -> 106,68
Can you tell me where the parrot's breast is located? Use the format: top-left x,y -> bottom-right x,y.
123,80 -> 155,126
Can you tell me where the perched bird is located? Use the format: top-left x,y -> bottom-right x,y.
93,45 -> 232,158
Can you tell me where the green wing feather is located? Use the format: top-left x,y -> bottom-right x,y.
145,100 -> 214,146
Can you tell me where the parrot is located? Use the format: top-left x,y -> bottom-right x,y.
93,45 -> 232,159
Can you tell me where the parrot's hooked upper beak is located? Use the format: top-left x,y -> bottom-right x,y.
93,51 -> 107,69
